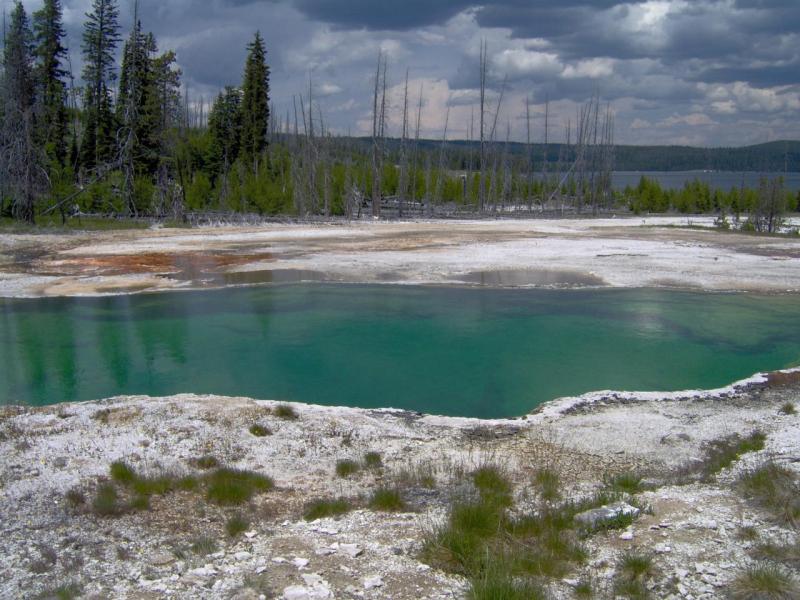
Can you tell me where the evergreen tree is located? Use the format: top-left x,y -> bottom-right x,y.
240,31 -> 269,171
33,0 -> 68,166
207,86 -> 242,204
81,0 -> 120,171
2,2 -> 40,222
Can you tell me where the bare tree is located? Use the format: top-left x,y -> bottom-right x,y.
397,69 -> 409,218
478,39 -> 487,212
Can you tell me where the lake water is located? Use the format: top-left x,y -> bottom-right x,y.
2,285 -> 799,418
612,171 -> 800,192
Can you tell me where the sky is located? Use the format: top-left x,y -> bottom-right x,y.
16,0 -> 800,147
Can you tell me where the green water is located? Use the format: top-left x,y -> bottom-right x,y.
1,285 -> 799,418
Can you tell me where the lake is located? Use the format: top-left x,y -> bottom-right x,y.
612,171 -> 800,192
2,285 -> 799,418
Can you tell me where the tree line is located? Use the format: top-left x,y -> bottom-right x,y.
0,1 -> 795,225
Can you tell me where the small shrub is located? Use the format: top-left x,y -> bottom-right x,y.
190,536 -> 218,556
64,488 -> 85,508
533,468 -> 561,503
92,483 -> 122,516
728,563 -> 799,600
304,498 -> 352,521
274,404 -> 298,420
249,424 -> 272,437
206,468 -> 274,506
226,514 -> 249,537
368,487 -> 406,512
132,475 -> 175,497
606,472 -> 645,495
574,579 -> 593,598
335,459 -> 360,478
194,455 -> 220,470
469,563 -> 546,600
363,451 -> 383,469
177,475 -> 200,491
472,465 -> 513,508
779,402 -> 796,416
109,461 -> 137,485
393,461 -> 437,490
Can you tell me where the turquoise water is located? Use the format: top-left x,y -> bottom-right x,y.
1,285 -> 799,418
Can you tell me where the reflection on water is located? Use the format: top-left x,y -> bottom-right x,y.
1,285 -> 799,418
456,269 -> 605,287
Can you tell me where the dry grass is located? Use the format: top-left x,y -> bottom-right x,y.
728,563 -> 799,600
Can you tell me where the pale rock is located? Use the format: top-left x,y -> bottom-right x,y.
292,557 -> 310,569
619,531 -> 634,541
255,566 -> 268,575
235,551 -> 252,561
364,575 -> 383,590
654,544 -> 672,553
245,531 -> 258,539
149,552 -> 175,566
574,502 -> 640,529
339,543 -> 363,558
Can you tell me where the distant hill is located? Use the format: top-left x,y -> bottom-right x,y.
347,138 -> 800,172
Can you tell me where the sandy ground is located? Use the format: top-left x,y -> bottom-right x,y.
2,216 -> 800,297
1,372 -> 798,599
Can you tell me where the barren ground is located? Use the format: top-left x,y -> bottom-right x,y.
2,216 -> 800,297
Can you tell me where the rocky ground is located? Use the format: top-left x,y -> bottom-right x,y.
2,216 -> 800,297
1,371 -> 798,599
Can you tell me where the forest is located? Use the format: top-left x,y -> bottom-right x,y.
0,0 -> 797,230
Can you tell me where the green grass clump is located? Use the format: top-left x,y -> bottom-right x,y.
368,487 -> 406,512
205,468 -> 274,506
109,461 -> 137,484
751,540 -> 800,568
303,498 -> 352,521
736,526 -> 760,541
129,495 -> 150,511
533,468 -> 561,503
472,465 -> 513,508
226,514 -> 250,537
605,472 -> 646,495
274,404 -> 298,420
574,579 -> 594,598
700,430 -> 766,479
335,459 -> 360,478
615,552 -> 656,599
190,536 -> 218,556
468,561 -> 546,600
249,424 -> 272,437
36,582 -> 83,600
779,402 -> 796,415
728,563 -> 799,600
738,461 -> 800,526
363,451 -> 383,469
92,483 -> 122,516
64,488 -> 85,508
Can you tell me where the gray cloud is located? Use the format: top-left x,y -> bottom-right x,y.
19,0 -> 800,146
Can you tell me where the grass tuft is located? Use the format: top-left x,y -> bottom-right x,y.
92,483 -> 122,516
226,514 -> 249,537
205,468 -> 274,506
249,423 -> 272,437
533,468 -> 561,503
36,582 -> 82,600
64,488 -> 85,508
728,563 -> 799,600
335,459 -> 360,478
615,551 -> 656,599
190,536 -> 218,556
472,465 -> 513,508
605,472 -> 646,495
193,455 -> 220,470
779,402 -> 796,416
700,430 -> 766,479
368,487 -> 406,512
363,451 -> 383,469
304,498 -> 352,521
738,460 -> 800,526
109,461 -> 137,485
274,404 -> 298,420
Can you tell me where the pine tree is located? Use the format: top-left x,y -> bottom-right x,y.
33,0 -> 68,166
240,31 -> 269,171
80,0 -> 120,171
207,86 -> 242,202
1,2 -> 40,222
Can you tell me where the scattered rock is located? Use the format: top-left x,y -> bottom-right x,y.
574,502 -> 640,529
363,575 -> 383,590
